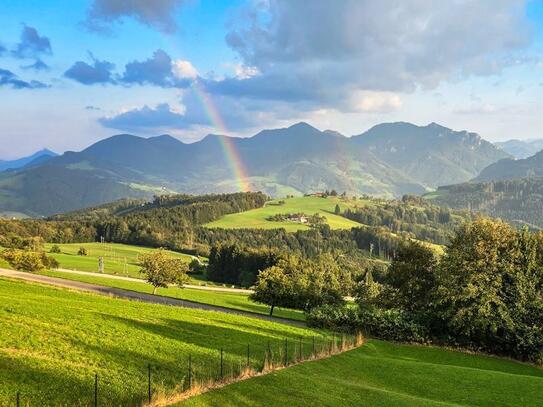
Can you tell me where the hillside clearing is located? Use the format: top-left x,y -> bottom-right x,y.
180,339 -> 543,407
205,196 -> 364,231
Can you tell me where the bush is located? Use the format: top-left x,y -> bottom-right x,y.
1,249 -> 58,272
307,304 -> 429,343
77,247 -> 88,256
49,244 -> 61,254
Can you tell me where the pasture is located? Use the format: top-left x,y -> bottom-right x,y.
0,278 -> 325,406
181,339 -> 543,406
43,242 -> 196,278
205,196 -> 364,231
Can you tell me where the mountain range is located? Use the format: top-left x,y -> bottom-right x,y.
0,148 -> 57,172
0,122 -> 509,217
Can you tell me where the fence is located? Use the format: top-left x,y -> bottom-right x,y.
7,332 -> 363,407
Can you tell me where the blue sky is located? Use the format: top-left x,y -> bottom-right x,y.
0,0 -> 542,158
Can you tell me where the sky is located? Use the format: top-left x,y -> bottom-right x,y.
0,0 -> 542,159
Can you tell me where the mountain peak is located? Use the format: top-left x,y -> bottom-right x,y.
288,121 -> 319,131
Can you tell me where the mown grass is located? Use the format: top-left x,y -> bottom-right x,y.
39,270 -> 304,321
0,278 -> 326,406
181,339 -> 543,407
43,242 -> 196,278
205,196 -> 365,231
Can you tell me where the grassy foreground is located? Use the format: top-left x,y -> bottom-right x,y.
181,340 -> 543,407
0,278 -> 324,406
205,196 -> 363,231
43,242 -> 196,278
39,270 -> 304,321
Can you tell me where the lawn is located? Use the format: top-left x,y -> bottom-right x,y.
43,242 -> 197,278
39,270 -> 304,321
0,278 -> 326,406
181,339 -> 543,407
205,196 -> 365,231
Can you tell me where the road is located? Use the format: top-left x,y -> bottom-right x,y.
56,268 -> 254,293
0,268 -> 303,327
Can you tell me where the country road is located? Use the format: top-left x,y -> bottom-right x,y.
0,268 -> 303,327
56,268 -> 254,293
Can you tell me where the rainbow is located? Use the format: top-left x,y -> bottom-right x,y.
191,81 -> 251,192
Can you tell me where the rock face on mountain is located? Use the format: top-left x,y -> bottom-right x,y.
0,122 -> 508,216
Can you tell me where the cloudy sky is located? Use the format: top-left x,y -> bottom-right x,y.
1,0 -> 542,158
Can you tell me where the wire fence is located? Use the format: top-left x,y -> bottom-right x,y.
7,332 -> 363,407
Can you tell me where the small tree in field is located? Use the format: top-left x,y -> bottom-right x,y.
139,249 -> 190,294
78,247 -> 88,256
250,266 -> 293,316
334,204 -> 341,215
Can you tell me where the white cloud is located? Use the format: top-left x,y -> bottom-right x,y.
350,91 -> 402,113
172,60 -> 199,79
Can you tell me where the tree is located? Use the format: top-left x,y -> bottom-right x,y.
250,266 -> 293,316
50,244 -> 61,254
334,204 -> 341,215
139,249 -> 190,294
382,241 -> 438,313
78,247 -> 88,256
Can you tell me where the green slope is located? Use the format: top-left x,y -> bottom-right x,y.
39,270 -> 304,321
43,242 -> 195,278
205,196 -> 363,231
181,340 -> 543,407
0,278 -> 324,406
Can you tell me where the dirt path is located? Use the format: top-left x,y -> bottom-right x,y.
56,268 -> 254,293
0,268 -> 303,327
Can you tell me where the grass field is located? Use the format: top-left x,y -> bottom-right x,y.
205,196 -> 364,231
0,278 -> 325,406
39,270 -> 304,321
181,340 -> 543,407
43,242 -> 196,278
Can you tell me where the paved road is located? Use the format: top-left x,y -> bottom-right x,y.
56,268 -> 254,293
0,268 -> 303,327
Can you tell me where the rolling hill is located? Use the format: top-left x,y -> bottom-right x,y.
0,122 -> 508,217
475,150 -> 543,182
0,148 -> 57,171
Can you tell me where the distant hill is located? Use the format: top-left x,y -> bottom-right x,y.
427,177 -> 543,229
475,150 -> 543,182
494,139 -> 543,159
0,122 -> 508,217
0,148 -> 57,171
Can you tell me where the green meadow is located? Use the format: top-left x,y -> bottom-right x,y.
39,269 -> 304,321
43,242 -> 196,278
181,340 -> 543,407
0,278 -> 324,406
205,196 -> 364,231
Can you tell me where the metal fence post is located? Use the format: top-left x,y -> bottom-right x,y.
299,337 -> 302,361
220,348 -> 224,379
16,392 -> 20,407
284,338 -> 288,366
94,373 -> 98,407
312,336 -> 316,357
188,354 -> 192,389
247,344 -> 250,369
148,364 -> 151,404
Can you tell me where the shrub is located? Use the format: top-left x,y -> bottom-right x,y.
77,247 -> 88,256
1,249 -> 58,272
49,244 -> 61,254
307,304 -> 429,343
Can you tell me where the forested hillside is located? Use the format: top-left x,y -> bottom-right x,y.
428,178 -> 543,229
